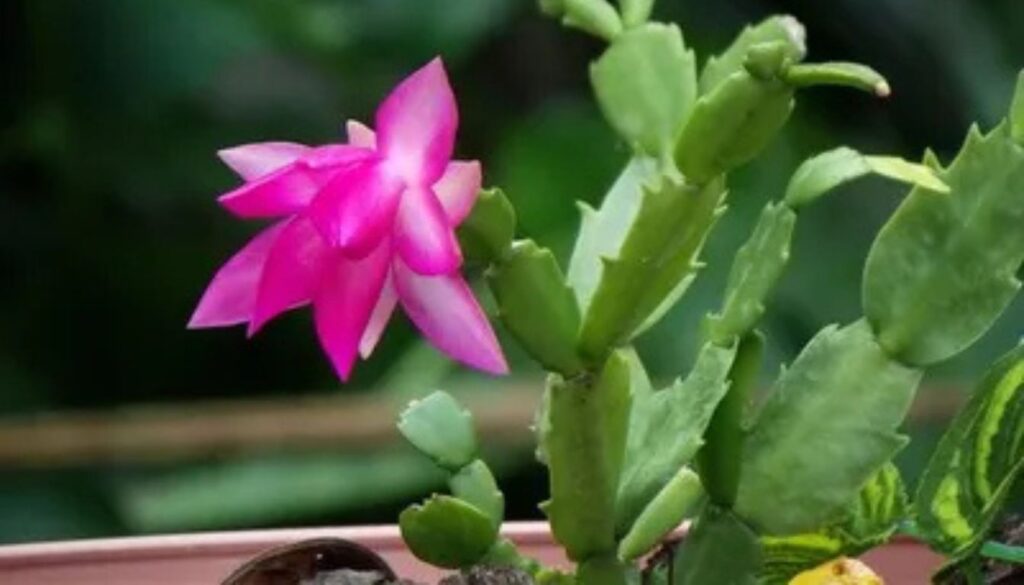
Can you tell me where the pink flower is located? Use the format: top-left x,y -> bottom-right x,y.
188,59 -> 508,380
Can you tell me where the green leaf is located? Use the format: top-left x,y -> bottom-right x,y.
543,351 -> 632,560
398,391 -> 477,471
576,170 -> 726,359
617,467 -> 703,561
488,239 -> 583,375
757,463 -> 908,584
591,23 -> 696,156
399,494 -> 498,569
479,537 -> 542,574
621,345 -> 653,400
568,157 -> 656,315
619,0 -> 654,27
863,121 -> 1024,366
673,507 -> 762,585
784,146 -> 949,209
450,459 -> 505,530
914,343 -> 1024,560
699,15 -> 807,94
923,147 -> 945,172
782,62 -> 890,97
866,156 -> 951,190
735,320 -> 922,535
534,381 -> 553,467
457,187 -> 516,265
839,462 -> 909,548
676,70 -> 794,183
706,202 -> 796,344
538,0 -> 566,17
577,556 -> 631,585
559,0 -> 622,41
616,342 -> 736,533
1011,70 -> 1023,144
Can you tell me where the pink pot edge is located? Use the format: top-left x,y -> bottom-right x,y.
0,521 -> 944,584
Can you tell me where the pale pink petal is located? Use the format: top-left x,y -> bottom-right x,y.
358,275 -> 398,358
346,120 -> 377,148
218,164 -> 323,218
394,186 -> 462,275
309,159 -> 404,256
248,216 -> 330,335
375,58 -> 457,185
187,221 -> 288,329
393,260 -> 507,374
218,142 -> 310,181
314,242 -> 392,380
434,161 -> 481,224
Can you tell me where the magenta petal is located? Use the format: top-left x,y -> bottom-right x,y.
314,242 -> 392,381
301,144 -> 374,170
434,160 -> 481,225
394,186 -> 462,275
345,120 -> 377,148
249,216 -> 329,335
187,221 -> 288,329
375,58 -> 458,185
309,160 -> 404,255
218,164 -> 324,218
218,142 -> 310,181
393,260 -> 507,375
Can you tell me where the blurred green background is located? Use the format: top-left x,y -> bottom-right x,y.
1,0 -> 1021,543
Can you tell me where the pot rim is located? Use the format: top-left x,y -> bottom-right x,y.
0,521 -> 571,569
0,520 -> 932,569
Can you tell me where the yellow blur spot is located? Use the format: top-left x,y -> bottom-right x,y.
789,557 -> 883,585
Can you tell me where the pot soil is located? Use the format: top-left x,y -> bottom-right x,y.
0,522 -> 942,585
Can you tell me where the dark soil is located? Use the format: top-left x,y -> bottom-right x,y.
301,569 -> 394,585
439,566 -> 534,585
299,565 -> 534,585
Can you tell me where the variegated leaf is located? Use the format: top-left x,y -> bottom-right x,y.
914,343 -> 1024,560
757,463 -> 908,584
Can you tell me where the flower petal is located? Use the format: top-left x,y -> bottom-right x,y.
314,242 -> 392,380
187,221 -> 288,329
309,160 -> 404,255
345,120 -> 377,148
301,144 -> 374,169
434,160 -> 481,224
218,142 -> 310,181
393,260 -> 507,374
394,186 -> 462,275
375,58 -> 457,185
249,216 -> 329,335
218,163 -> 323,218
358,274 -> 397,358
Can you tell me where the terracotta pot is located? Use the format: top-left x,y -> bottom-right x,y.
0,521 -> 942,584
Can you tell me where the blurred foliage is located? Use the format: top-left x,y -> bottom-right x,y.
0,0 -> 1022,543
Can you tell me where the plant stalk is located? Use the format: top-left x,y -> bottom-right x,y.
980,540 -> 1024,564
577,555 -> 631,585
697,332 -> 764,507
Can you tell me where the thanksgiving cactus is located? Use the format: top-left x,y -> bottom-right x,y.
191,1 -> 1024,583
